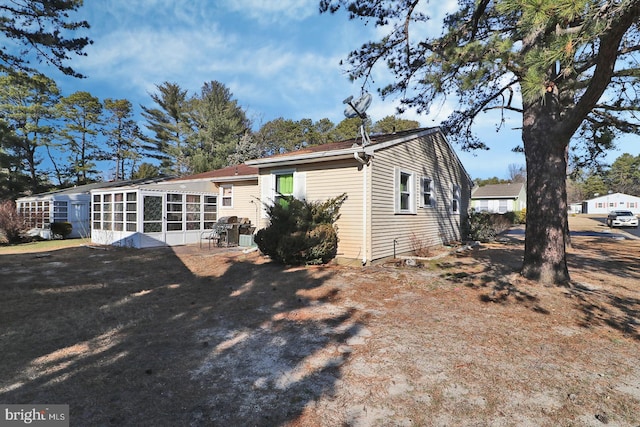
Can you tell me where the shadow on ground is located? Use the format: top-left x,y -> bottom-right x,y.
0,246 -> 362,425
445,234 -> 640,341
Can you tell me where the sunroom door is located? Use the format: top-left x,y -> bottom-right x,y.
142,194 -> 165,244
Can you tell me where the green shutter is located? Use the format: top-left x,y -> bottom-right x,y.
277,174 -> 293,195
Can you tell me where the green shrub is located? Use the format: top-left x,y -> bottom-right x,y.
465,210 -> 521,242
517,208 -> 526,224
465,210 -> 497,242
51,222 -> 73,239
255,193 -> 346,265
505,209 -> 527,224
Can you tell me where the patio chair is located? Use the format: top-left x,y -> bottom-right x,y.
199,227 -> 221,249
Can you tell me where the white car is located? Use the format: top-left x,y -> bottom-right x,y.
607,210 -> 639,228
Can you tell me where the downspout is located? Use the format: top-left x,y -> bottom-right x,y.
354,151 -> 369,265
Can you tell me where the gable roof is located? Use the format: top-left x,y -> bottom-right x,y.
471,183 -> 525,199
246,127 -> 437,166
246,126 -> 472,186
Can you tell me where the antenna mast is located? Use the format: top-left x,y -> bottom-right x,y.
343,93 -> 372,146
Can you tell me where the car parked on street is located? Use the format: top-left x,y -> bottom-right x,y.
607,210 -> 639,228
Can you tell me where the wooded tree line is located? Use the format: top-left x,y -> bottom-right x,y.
0,76 -> 419,200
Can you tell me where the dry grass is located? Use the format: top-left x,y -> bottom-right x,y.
0,217 -> 639,426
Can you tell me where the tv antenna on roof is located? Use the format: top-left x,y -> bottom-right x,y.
343,92 -> 373,145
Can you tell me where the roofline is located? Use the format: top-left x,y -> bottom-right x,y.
471,195 -> 521,199
161,175 -> 259,184
245,128 -> 442,168
245,147 -> 361,167
208,175 -> 259,183
90,186 -> 216,194
362,127 -> 439,155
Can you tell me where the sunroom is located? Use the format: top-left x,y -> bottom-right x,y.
91,188 -> 218,248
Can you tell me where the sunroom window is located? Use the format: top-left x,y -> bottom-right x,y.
166,193 -> 183,231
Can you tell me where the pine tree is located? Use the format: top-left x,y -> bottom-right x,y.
322,0 -> 640,284
56,91 -> 103,185
0,73 -> 60,193
104,98 -> 141,180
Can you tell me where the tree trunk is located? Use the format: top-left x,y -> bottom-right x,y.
521,121 -> 571,285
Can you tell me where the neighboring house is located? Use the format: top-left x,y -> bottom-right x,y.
470,182 -> 526,213
246,127 -> 473,264
582,192 -> 640,215
15,180 -> 166,239
568,203 -> 583,214
90,164 -> 259,248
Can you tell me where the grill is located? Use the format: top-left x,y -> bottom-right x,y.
200,216 -> 253,249
214,216 -> 239,247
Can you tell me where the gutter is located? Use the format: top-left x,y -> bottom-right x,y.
353,151 -> 371,265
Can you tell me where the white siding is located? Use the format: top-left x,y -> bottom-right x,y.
583,192 -> 640,214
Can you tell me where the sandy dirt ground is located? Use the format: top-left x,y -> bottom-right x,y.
0,216 -> 639,426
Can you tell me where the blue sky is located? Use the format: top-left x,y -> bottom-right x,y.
44,0 -> 639,180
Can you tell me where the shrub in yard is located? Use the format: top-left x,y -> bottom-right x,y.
516,208 -> 526,224
465,210 -> 497,242
0,200 -> 26,244
504,209 -> 526,225
491,213 -> 513,234
51,222 -> 73,239
465,209 -> 524,242
255,193 -> 347,265
409,232 -> 434,257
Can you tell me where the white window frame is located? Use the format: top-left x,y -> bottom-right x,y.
274,170 -> 294,204
52,201 -> 68,223
272,169 -> 306,202
498,199 -> 508,213
220,184 -> 233,209
451,184 -> 461,214
419,176 -> 435,208
395,168 -> 416,214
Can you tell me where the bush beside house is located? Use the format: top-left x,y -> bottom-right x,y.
255,194 -> 347,265
50,222 -> 73,239
0,200 -> 26,244
465,209 -> 526,242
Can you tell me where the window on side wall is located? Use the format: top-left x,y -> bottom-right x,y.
221,185 -> 233,208
52,201 -> 68,223
395,168 -> 415,214
420,177 -> 434,208
451,185 -> 461,214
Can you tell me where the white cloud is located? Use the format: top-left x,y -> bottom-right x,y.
220,0 -> 318,23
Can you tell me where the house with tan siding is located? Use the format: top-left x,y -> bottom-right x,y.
246,127 -> 472,264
